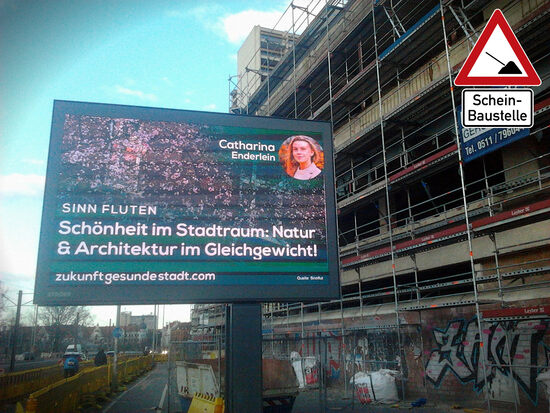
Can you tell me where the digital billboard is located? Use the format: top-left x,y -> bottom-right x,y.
34,100 -> 339,305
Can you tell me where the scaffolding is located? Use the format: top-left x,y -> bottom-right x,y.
228,0 -> 550,410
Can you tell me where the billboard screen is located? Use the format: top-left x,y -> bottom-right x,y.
34,101 -> 340,305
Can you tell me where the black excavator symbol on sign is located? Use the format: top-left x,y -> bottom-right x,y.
486,52 -> 522,74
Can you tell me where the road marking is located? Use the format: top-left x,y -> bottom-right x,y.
103,372 -> 153,412
155,384 -> 168,411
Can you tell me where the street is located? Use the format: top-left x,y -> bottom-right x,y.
0,358 -> 58,373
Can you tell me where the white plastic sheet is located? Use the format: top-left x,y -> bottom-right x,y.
350,369 -> 399,403
290,351 -> 305,389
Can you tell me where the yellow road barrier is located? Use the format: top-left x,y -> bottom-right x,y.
112,356 -> 152,385
188,392 -> 225,413
23,356 -> 153,413
0,360 -> 92,403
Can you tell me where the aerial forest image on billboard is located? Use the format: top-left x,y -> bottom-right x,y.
35,101 -> 338,305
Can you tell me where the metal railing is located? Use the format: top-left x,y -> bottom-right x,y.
338,151 -> 550,249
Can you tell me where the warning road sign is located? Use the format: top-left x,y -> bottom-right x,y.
454,9 -> 541,86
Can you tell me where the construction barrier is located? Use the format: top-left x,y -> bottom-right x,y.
23,356 -> 152,413
112,356 -> 152,385
0,360 -> 93,404
188,393 -> 225,413
25,371 -> 83,413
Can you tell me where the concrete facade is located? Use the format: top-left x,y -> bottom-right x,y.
233,26 -> 297,111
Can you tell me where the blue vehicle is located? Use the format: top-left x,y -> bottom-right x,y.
63,353 -> 80,378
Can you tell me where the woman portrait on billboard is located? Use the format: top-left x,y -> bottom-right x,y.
280,135 -> 324,180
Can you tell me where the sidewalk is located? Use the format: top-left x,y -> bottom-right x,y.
100,362 -> 179,413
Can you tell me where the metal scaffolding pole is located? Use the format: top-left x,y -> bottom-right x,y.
448,5 -> 476,47
301,302 -> 305,340
228,74 -> 232,112
358,270 -> 364,321
371,1 -> 405,400
265,32 -> 271,116
482,157 -> 493,217
340,298 -> 347,395
287,304 -> 290,328
439,2 -> 491,410
490,234 -> 505,306
412,254 -> 420,304
267,62 -> 271,115
353,210 -> 359,247
502,322 -> 520,413
325,0 -> 334,125
292,3 -> 298,118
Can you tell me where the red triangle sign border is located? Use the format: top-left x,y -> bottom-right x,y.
454,9 -> 541,86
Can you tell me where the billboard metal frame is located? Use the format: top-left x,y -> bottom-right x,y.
34,100 -> 340,305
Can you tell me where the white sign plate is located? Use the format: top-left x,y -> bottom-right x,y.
462,89 -> 533,128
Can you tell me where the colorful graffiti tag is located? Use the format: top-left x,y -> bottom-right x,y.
425,317 -> 550,404
296,331 -> 343,380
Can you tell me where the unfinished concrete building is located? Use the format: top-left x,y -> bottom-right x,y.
232,26 -> 299,112
226,0 -> 550,410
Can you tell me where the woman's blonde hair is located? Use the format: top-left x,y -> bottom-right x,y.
280,135 -> 324,176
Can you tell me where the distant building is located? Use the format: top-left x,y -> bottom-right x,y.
119,311 -> 157,330
120,324 -> 148,350
190,304 -> 225,339
232,26 -> 298,113
161,321 -> 192,348
120,311 -> 132,327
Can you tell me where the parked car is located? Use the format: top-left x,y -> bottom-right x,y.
23,352 -> 35,360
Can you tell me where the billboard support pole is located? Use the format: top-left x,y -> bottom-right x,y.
225,303 -> 262,413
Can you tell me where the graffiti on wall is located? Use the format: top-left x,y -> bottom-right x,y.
425,317 -> 550,404
294,329 -> 409,381
346,329 -> 407,376
297,331 -> 343,380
